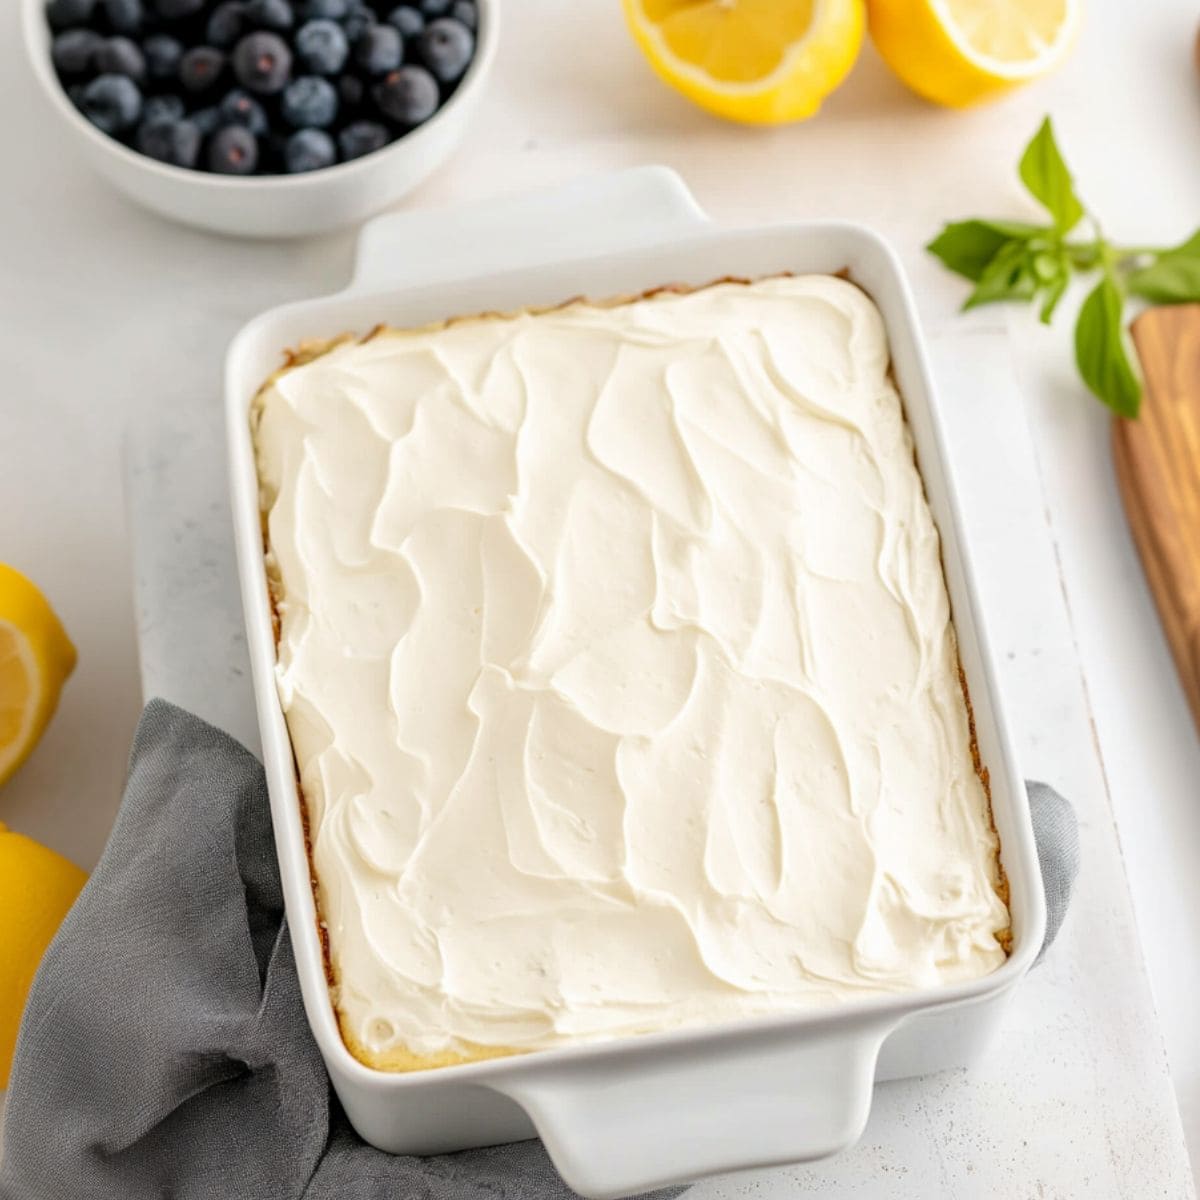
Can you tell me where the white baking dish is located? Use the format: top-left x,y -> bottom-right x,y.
226,167 -> 1047,1199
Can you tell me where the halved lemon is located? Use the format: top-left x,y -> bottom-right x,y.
622,0 -> 866,125
868,0 -> 1079,108
0,564 -> 76,789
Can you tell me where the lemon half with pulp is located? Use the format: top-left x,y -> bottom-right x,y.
623,0 -> 866,125
0,564 -> 76,789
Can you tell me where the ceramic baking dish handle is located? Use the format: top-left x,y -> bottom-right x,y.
494,1019 -> 894,1199
348,165 -> 709,293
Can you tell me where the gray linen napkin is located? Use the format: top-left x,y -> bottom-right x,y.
0,701 -> 1078,1200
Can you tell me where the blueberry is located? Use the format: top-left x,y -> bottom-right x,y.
78,73 -> 142,133
245,0 -> 292,31
136,116 -> 201,166
103,0 -> 143,34
354,23 -> 402,74
385,5 -> 422,36
46,0 -> 96,31
96,36 -> 146,82
338,119 -> 388,160
179,45 -> 224,91
281,74 -> 337,127
214,87 -> 264,133
284,127 -> 335,172
141,33 -> 181,78
416,17 -> 471,83
154,0 -> 204,17
341,3 -> 374,42
142,92 -> 185,122
337,72 -> 362,109
450,1 -> 474,29
295,18 -> 348,74
372,64 -> 436,124
231,31 -> 292,93
205,1 -> 245,46
417,0 -> 452,14
51,29 -> 101,75
191,104 -> 220,133
303,0 -> 347,17
207,124 -> 258,173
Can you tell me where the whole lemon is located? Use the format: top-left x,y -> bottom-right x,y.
0,821 -> 86,1088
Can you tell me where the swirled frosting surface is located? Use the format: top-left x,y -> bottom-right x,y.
254,276 -> 1009,1068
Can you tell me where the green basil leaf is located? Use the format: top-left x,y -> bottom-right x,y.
982,219 -> 1045,239
1162,229 -> 1200,258
1074,274 -> 1141,417
1038,271 -> 1069,324
926,219 -> 1042,281
1126,228 -> 1200,302
1128,258 -> 1200,303
1019,117 -> 1085,233
962,239 -> 1039,309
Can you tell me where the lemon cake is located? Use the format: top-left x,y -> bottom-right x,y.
251,275 -> 1010,1072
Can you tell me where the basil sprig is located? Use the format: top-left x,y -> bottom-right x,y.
927,117 -> 1200,418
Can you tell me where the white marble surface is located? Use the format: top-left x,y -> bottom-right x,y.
3,0 -> 1200,1191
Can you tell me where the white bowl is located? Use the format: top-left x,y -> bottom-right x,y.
20,0 -> 497,238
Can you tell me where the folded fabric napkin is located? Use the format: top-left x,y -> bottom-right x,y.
0,701 -> 1079,1200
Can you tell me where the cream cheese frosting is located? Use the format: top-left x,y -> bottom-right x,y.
253,275 -> 1009,1068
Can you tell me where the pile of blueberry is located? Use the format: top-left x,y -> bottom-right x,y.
46,0 -> 477,175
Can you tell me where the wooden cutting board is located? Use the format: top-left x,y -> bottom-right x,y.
1115,304 -> 1200,734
